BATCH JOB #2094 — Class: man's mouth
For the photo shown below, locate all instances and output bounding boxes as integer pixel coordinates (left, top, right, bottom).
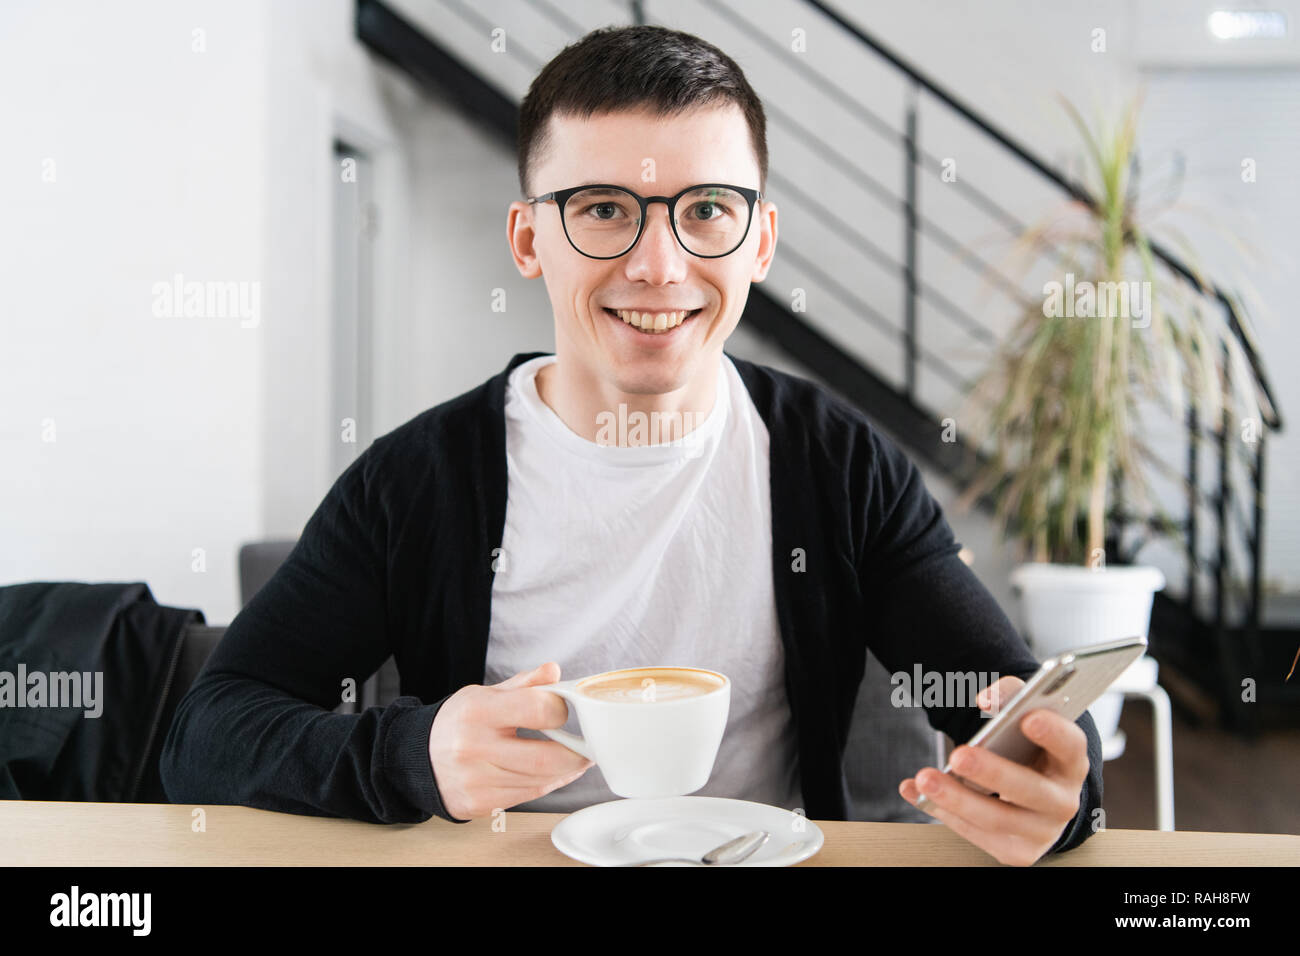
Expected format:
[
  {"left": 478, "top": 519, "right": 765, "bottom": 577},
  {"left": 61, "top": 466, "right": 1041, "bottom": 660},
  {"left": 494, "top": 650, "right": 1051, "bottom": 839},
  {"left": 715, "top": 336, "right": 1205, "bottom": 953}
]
[{"left": 602, "top": 307, "right": 703, "bottom": 335}]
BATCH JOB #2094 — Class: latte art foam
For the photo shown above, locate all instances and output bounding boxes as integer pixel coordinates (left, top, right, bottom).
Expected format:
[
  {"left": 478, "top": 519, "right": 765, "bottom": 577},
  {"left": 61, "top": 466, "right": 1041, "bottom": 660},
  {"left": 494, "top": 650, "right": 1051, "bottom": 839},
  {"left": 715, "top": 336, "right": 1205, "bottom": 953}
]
[{"left": 577, "top": 668, "right": 724, "bottom": 703}]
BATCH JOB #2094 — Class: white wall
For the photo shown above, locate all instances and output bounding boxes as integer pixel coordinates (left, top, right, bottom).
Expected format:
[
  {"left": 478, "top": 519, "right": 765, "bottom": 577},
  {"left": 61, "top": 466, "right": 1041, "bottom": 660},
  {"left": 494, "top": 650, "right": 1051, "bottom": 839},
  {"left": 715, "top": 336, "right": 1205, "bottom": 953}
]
[
  {"left": 0, "top": 0, "right": 563, "bottom": 623},
  {"left": 258, "top": 0, "right": 417, "bottom": 538},
  {"left": 259, "top": 0, "right": 559, "bottom": 535},
  {"left": 0, "top": 0, "right": 455, "bottom": 623},
  {"left": 0, "top": 0, "right": 267, "bottom": 624},
  {"left": 393, "top": 74, "right": 555, "bottom": 420}
]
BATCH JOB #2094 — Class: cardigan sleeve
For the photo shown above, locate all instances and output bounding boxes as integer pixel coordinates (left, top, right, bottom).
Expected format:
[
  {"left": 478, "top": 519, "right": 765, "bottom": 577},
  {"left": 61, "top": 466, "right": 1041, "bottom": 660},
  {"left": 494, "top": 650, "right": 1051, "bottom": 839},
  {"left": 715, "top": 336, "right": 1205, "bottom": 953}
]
[
  {"left": 852, "top": 423, "right": 1103, "bottom": 856},
  {"left": 159, "top": 445, "right": 462, "bottom": 825}
]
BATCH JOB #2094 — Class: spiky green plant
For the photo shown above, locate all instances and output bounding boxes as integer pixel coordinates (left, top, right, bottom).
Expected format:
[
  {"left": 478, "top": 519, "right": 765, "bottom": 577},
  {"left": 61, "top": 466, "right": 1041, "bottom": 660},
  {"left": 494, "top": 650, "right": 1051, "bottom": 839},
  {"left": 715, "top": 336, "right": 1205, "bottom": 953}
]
[{"left": 957, "top": 95, "right": 1265, "bottom": 566}]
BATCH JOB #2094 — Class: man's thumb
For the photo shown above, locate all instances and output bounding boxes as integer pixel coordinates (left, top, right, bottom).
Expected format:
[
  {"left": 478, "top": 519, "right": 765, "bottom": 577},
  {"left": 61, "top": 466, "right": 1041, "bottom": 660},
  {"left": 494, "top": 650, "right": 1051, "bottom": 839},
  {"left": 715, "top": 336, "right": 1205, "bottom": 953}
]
[{"left": 495, "top": 662, "right": 561, "bottom": 689}]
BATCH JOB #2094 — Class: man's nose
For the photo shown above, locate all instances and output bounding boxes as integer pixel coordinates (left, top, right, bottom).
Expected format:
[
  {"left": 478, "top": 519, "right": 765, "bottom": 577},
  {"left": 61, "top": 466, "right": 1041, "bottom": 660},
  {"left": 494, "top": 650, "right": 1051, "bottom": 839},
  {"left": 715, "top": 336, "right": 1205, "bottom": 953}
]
[{"left": 624, "top": 202, "right": 689, "bottom": 282}]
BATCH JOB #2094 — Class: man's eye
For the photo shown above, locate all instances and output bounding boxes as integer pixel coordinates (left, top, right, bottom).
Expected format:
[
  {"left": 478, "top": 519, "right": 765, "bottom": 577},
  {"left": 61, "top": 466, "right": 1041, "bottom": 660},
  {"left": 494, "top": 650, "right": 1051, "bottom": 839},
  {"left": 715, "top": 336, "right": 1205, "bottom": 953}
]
[
  {"left": 584, "top": 203, "right": 625, "bottom": 220},
  {"left": 689, "top": 202, "right": 731, "bottom": 221}
]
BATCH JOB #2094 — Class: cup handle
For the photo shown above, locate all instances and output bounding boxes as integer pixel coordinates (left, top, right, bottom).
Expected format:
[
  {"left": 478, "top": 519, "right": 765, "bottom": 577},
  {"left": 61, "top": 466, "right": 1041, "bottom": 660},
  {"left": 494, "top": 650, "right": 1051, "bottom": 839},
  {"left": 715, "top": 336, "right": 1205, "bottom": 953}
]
[{"left": 535, "top": 681, "right": 596, "bottom": 762}]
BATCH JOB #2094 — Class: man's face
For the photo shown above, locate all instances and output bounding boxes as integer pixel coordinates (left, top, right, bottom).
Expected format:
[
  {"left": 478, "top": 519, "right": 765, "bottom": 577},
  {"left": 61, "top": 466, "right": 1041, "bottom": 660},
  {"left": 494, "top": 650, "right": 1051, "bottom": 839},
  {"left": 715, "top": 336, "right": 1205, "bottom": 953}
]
[{"left": 509, "top": 103, "right": 777, "bottom": 397}]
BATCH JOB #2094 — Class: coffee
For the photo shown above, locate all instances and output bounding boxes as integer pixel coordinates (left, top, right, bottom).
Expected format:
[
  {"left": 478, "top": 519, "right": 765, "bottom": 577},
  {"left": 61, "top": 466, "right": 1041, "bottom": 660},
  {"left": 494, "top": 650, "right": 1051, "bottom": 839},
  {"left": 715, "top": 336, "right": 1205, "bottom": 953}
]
[{"left": 578, "top": 667, "right": 724, "bottom": 703}]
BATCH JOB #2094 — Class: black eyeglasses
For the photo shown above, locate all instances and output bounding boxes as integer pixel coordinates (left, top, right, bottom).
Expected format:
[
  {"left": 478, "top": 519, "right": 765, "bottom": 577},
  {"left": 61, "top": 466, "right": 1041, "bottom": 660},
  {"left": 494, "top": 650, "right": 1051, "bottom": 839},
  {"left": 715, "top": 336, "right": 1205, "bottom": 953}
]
[{"left": 527, "top": 183, "right": 763, "bottom": 259}]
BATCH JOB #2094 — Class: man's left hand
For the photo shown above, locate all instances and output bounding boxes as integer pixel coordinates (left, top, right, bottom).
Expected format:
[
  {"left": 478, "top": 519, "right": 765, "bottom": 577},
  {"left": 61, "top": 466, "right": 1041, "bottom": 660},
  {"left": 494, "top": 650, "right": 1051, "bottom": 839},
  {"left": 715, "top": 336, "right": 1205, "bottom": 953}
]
[{"left": 898, "top": 675, "right": 1090, "bottom": 866}]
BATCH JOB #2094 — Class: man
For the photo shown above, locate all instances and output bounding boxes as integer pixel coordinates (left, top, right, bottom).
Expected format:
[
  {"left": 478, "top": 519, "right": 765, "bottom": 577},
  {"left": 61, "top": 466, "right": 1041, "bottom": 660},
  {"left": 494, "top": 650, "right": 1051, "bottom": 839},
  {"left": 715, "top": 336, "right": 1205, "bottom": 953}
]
[{"left": 162, "top": 25, "right": 1101, "bottom": 866}]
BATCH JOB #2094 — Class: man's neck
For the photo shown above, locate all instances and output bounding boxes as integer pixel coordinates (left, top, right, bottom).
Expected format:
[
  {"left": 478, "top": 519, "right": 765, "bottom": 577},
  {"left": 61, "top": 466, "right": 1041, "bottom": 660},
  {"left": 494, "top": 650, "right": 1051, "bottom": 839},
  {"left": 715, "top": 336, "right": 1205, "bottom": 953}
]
[{"left": 535, "top": 355, "right": 720, "bottom": 447}]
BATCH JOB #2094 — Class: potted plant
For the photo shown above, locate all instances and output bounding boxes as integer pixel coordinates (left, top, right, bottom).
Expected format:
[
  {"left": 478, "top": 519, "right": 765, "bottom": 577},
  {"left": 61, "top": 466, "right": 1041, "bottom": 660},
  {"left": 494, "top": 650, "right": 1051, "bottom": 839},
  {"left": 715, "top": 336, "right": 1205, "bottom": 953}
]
[{"left": 956, "top": 96, "right": 1264, "bottom": 741}]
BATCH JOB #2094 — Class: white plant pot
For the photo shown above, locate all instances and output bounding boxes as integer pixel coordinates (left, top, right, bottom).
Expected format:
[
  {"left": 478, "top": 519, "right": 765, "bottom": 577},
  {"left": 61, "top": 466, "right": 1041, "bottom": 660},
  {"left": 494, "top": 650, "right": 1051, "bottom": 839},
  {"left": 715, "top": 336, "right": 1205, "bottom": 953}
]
[{"left": 1009, "top": 563, "right": 1165, "bottom": 744}]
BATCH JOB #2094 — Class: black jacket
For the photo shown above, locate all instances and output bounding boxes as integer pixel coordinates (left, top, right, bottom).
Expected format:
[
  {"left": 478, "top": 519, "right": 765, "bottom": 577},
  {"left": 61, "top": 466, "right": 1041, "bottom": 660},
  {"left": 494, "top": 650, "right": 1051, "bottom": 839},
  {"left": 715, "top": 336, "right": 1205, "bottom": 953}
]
[
  {"left": 0, "top": 581, "right": 202, "bottom": 802},
  {"left": 161, "top": 351, "right": 1103, "bottom": 853}
]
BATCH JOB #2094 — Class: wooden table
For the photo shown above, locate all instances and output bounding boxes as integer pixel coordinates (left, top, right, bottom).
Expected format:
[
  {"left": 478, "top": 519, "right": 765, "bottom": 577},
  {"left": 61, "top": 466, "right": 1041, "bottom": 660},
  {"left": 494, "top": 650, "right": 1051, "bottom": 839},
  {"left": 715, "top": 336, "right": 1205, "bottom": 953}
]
[{"left": 4, "top": 801, "right": 1297, "bottom": 865}]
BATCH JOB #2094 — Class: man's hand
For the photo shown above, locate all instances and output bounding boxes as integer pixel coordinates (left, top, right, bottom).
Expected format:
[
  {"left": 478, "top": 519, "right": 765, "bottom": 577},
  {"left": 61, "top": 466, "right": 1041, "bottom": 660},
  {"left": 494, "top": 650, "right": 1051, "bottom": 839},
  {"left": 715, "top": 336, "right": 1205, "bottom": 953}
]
[
  {"left": 898, "top": 675, "right": 1090, "bottom": 866},
  {"left": 428, "top": 662, "right": 594, "bottom": 820}
]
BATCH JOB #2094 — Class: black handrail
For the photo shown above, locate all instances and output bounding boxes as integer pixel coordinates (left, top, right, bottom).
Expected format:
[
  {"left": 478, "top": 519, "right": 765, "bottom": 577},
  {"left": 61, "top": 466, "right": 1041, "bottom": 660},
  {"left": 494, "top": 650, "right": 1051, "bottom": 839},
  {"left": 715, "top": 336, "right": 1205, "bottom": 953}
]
[
  {"left": 800, "top": 0, "right": 1281, "bottom": 429},
  {"left": 758, "top": 99, "right": 1017, "bottom": 342},
  {"left": 769, "top": 0, "right": 1280, "bottom": 729}
]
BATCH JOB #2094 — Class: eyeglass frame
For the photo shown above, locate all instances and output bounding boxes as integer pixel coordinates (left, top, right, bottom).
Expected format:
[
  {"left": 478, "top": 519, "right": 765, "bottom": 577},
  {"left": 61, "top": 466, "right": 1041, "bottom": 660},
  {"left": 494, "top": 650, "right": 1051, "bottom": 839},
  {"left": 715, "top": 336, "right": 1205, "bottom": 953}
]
[{"left": 526, "top": 182, "right": 764, "bottom": 260}]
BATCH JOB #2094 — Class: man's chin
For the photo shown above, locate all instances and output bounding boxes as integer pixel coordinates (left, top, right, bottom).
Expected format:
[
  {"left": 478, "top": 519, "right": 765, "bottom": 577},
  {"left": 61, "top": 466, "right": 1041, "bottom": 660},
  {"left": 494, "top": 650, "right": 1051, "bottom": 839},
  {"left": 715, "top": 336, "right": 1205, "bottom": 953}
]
[
  {"left": 606, "top": 364, "right": 690, "bottom": 397},
  {"left": 592, "top": 342, "right": 684, "bottom": 385}
]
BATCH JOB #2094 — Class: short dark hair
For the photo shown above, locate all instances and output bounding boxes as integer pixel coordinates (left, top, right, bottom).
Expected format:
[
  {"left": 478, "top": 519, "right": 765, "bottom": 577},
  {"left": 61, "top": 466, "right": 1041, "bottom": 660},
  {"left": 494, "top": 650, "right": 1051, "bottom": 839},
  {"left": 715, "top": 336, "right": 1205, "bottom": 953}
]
[{"left": 516, "top": 25, "right": 767, "bottom": 198}]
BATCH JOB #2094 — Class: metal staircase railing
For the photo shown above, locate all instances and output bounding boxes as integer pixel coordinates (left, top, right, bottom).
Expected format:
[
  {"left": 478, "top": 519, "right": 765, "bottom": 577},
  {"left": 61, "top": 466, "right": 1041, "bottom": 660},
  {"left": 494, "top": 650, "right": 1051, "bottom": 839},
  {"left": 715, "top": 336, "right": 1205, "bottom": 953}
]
[{"left": 355, "top": 0, "right": 1287, "bottom": 731}]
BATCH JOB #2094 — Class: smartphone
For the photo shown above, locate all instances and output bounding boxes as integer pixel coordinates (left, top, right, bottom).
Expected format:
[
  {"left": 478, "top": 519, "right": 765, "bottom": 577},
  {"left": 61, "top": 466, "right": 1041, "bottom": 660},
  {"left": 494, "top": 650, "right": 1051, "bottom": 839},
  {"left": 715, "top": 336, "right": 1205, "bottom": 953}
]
[{"left": 914, "top": 635, "right": 1146, "bottom": 810}]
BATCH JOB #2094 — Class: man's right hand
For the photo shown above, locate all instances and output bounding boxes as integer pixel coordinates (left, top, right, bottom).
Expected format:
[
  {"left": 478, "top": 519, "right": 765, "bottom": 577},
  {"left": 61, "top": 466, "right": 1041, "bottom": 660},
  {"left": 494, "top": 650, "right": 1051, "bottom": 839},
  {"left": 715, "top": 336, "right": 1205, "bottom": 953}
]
[{"left": 427, "top": 662, "right": 594, "bottom": 821}]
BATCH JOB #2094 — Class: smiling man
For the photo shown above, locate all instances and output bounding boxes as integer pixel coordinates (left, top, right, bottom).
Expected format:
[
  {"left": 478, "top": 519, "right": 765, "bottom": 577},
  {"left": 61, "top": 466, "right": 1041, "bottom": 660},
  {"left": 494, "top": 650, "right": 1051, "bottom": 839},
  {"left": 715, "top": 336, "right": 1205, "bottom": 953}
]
[
  {"left": 515, "top": 101, "right": 769, "bottom": 437},
  {"left": 161, "top": 25, "right": 1103, "bottom": 866}
]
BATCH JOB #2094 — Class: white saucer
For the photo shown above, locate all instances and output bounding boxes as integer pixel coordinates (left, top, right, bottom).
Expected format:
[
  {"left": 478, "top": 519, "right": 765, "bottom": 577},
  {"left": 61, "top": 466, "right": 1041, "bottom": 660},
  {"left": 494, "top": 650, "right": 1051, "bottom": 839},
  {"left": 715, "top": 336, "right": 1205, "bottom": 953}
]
[{"left": 551, "top": 796, "right": 824, "bottom": 867}]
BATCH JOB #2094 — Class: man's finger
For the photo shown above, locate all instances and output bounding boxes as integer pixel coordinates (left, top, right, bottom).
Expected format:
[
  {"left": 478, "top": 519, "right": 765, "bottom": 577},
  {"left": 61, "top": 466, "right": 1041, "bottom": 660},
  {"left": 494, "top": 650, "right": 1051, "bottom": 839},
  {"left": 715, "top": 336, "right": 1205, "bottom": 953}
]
[
  {"left": 901, "top": 775, "right": 1044, "bottom": 867},
  {"left": 901, "top": 775, "right": 995, "bottom": 850},
  {"left": 947, "top": 743, "right": 1058, "bottom": 811},
  {"left": 978, "top": 675, "right": 1024, "bottom": 713},
  {"left": 493, "top": 662, "right": 561, "bottom": 690},
  {"left": 915, "top": 767, "right": 1053, "bottom": 842},
  {"left": 458, "top": 776, "right": 588, "bottom": 818},
  {"left": 1020, "top": 708, "right": 1090, "bottom": 782},
  {"left": 484, "top": 736, "right": 593, "bottom": 780},
  {"left": 473, "top": 663, "right": 570, "bottom": 729},
  {"left": 468, "top": 759, "right": 591, "bottom": 792},
  {"left": 477, "top": 686, "right": 572, "bottom": 731}
]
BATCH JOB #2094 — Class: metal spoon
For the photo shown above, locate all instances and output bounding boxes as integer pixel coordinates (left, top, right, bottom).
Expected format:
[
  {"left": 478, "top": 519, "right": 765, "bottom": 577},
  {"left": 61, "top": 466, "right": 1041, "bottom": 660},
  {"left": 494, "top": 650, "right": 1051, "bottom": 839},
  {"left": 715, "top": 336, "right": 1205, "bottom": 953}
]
[{"left": 616, "top": 830, "right": 770, "bottom": 867}]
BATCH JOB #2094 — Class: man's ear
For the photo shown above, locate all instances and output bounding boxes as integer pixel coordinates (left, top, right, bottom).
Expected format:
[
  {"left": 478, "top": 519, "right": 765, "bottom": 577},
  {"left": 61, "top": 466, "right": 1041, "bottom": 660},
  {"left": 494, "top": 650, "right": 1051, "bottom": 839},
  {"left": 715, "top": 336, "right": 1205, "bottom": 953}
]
[
  {"left": 750, "top": 199, "right": 777, "bottom": 283},
  {"left": 508, "top": 201, "right": 543, "bottom": 278}
]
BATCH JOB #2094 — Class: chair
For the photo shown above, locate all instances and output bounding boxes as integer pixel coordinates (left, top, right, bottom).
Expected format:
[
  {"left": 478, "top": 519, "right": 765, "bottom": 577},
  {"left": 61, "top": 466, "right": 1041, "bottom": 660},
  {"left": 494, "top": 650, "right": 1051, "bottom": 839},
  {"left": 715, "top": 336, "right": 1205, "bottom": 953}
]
[
  {"left": 237, "top": 539, "right": 298, "bottom": 607},
  {"left": 842, "top": 652, "right": 947, "bottom": 824},
  {"left": 238, "top": 539, "right": 399, "bottom": 709},
  {"left": 136, "top": 623, "right": 227, "bottom": 801},
  {"left": 1098, "top": 655, "right": 1175, "bottom": 830}
]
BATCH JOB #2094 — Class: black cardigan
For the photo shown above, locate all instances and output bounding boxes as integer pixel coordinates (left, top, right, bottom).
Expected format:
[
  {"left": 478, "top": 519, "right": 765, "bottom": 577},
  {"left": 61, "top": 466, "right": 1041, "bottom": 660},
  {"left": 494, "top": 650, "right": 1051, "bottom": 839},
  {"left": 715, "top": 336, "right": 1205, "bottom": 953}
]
[{"left": 160, "top": 351, "right": 1102, "bottom": 854}]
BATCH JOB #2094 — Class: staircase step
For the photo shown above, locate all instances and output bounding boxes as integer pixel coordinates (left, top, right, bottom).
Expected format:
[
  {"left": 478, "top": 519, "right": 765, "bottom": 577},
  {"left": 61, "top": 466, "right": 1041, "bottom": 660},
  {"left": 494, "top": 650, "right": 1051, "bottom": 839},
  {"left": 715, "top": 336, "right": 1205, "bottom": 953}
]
[{"left": 1262, "top": 592, "right": 1300, "bottom": 629}]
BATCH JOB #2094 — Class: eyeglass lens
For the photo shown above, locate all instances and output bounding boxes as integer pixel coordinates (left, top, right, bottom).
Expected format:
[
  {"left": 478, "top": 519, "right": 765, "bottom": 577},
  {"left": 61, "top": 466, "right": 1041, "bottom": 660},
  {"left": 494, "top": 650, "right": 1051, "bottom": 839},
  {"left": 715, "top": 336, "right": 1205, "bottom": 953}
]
[{"left": 562, "top": 186, "right": 751, "bottom": 257}]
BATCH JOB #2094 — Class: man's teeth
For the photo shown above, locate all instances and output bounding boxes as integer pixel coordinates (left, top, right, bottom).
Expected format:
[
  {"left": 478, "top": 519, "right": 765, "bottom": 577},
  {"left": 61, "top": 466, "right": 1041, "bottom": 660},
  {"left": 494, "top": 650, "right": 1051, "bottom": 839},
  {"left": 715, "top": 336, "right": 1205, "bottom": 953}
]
[{"left": 614, "top": 308, "right": 694, "bottom": 332}]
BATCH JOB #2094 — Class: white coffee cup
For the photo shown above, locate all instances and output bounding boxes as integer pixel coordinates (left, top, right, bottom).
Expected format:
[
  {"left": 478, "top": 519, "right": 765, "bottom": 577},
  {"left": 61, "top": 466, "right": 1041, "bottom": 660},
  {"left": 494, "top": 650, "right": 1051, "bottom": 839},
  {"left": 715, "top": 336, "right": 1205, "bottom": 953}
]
[{"left": 536, "top": 666, "right": 730, "bottom": 799}]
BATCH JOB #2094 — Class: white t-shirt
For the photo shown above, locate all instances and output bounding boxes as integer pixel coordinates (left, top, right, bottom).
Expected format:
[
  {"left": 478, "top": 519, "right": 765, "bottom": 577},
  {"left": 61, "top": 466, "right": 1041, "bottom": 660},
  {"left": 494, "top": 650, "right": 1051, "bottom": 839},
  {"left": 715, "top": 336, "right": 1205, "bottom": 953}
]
[{"left": 484, "top": 353, "right": 801, "bottom": 812}]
